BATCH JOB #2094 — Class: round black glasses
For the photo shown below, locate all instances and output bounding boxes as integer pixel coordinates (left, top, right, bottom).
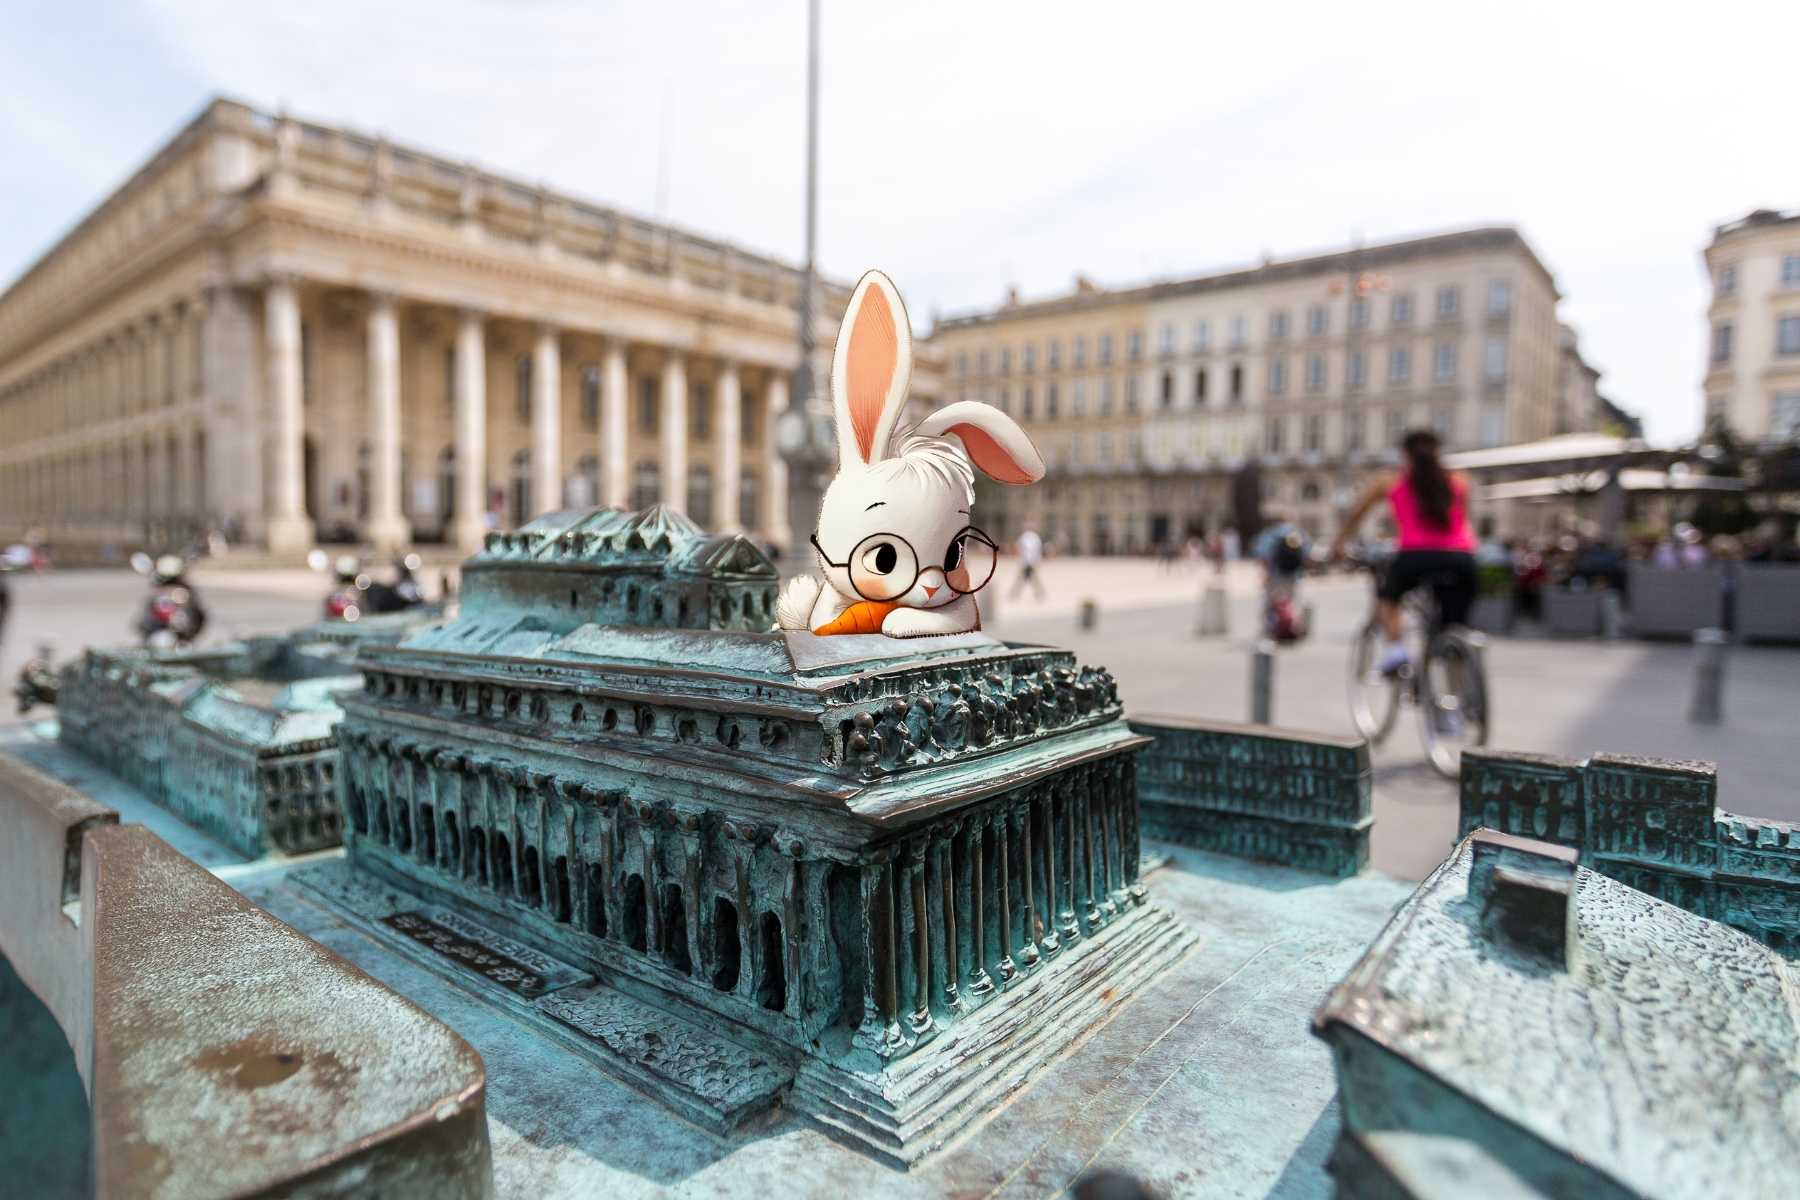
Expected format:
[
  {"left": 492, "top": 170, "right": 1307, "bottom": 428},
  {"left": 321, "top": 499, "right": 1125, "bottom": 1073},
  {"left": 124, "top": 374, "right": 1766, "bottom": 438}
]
[{"left": 809, "top": 527, "right": 1000, "bottom": 603}]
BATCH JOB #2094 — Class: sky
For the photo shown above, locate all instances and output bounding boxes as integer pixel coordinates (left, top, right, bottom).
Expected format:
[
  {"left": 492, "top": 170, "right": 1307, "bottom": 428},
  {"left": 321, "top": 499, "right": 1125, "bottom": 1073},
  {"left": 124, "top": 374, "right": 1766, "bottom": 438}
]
[{"left": 2, "top": 1, "right": 1795, "bottom": 446}]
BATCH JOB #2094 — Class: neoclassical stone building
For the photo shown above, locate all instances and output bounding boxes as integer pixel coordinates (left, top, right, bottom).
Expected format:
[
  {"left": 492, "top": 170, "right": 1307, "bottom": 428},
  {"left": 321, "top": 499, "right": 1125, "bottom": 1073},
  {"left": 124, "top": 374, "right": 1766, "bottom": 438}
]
[{"left": 0, "top": 98, "right": 862, "bottom": 556}]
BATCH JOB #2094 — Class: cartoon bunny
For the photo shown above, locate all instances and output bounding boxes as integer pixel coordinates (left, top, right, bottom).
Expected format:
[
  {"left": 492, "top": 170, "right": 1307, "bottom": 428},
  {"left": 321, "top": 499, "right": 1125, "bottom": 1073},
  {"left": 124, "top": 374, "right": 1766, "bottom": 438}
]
[{"left": 775, "top": 270, "right": 1045, "bottom": 638}]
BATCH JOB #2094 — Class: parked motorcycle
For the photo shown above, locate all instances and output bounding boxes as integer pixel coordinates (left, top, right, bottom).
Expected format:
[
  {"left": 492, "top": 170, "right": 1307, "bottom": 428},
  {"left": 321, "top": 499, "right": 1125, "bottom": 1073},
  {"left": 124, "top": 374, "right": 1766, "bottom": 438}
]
[
  {"left": 15, "top": 639, "right": 58, "bottom": 713},
  {"left": 132, "top": 551, "right": 208, "bottom": 649},
  {"left": 310, "top": 551, "right": 427, "bottom": 622}
]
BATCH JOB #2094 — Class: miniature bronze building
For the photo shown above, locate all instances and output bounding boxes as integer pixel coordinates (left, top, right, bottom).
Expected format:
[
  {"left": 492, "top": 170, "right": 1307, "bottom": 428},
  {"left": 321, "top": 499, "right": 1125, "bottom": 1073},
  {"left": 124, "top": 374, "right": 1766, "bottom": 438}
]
[{"left": 334, "top": 505, "right": 1194, "bottom": 1163}]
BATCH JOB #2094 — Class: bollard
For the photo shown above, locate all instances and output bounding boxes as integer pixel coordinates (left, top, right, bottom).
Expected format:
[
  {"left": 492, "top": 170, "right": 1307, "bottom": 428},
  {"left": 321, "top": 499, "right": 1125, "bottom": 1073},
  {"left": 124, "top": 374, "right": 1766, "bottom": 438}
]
[
  {"left": 1689, "top": 627, "right": 1727, "bottom": 724},
  {"left": 1600, "top": 589, "right": 1623, "bottom": 641},
  {"left": 1079, "top": 598, "right": 1097, "bottom": 631},
  {"left": 1197, "top": 584, "right": 1228, "bottom": 636},
  {"left": 1250, "top": 638, "right": 1275, "bottom": 724}
]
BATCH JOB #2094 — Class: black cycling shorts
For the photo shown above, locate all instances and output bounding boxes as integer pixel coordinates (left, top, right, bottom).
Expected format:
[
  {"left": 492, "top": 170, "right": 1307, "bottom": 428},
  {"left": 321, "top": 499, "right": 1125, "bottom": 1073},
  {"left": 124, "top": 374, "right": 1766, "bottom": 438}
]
[{"left": 1378, "top": 550, "right": 1478, "bottom": 626}]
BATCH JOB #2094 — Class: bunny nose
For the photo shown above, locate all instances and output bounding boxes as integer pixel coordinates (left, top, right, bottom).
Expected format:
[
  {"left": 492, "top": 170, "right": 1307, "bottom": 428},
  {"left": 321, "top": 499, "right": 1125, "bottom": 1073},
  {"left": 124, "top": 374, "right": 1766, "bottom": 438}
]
[{"left": 922, "top": 584, "right": 940, "bottom": 598}]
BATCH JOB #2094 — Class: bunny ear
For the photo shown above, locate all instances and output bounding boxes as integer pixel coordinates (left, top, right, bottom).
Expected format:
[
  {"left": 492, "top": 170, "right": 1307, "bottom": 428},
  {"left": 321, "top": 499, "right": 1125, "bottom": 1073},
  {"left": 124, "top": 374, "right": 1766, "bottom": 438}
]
[
  {"left": 918, "top": 401, "right": 1046, "bottom": 485},
  {"left": 831, "top": 270, "right": 913, "bottom": 467}
]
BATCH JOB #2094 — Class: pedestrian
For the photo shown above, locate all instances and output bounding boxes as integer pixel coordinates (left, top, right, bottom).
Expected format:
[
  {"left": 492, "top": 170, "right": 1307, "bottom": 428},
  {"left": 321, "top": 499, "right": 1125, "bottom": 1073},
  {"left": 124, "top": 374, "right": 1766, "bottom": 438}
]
[{"left": 1010, "top": 513, "right": 1048, "bottom": 601}]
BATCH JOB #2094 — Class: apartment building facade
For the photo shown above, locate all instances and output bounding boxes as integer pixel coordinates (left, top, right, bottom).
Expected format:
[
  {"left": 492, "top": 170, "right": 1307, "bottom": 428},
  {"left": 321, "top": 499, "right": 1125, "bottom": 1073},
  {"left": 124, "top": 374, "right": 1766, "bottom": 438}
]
[
  {"left": 932, "top": 228, "right": 1577, "bottom": 549},
  {"left": 1703, "top": 209, "right": 1800, "bottom": 446}
]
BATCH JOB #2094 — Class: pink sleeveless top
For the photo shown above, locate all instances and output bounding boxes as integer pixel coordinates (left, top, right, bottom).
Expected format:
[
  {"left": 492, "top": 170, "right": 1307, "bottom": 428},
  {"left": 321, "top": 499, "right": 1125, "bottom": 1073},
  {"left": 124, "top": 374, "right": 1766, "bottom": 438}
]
[{"left": 1389, "top": 471, "right": 1477, "bottom": 552}]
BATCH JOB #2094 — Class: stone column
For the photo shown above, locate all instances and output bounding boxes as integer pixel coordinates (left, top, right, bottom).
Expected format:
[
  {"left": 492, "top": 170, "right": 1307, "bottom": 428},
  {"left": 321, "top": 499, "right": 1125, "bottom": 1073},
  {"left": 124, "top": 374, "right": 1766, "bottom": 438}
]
[
  {"left": 661, "top": 351, "right": 687, "bottom": 515},
  {"left": 264, "top": 276, "right": 315, "bottom": 554},
  {"left": 532, "top": 323, "right": 562, "bottom": 517},
  {"left": 601, "top": 338, "right": 629, "bottom": 509},
  {"left": 365, "top": 293, "right": 410, "bottom": 551},
  {"left": 764, "top": 374, "right": 792, "bottom": 551},
  {"left": 715, "top": 360, "right": 742, "bottom": 533},
  {"left": 452, "top": 309, "right": 489, "bottom": 553}
]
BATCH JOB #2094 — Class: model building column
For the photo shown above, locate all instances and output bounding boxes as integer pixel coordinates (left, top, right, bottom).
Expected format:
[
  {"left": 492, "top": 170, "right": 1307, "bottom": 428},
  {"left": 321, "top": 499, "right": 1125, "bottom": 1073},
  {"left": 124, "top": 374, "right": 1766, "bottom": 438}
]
[
  {"left": 764, "top": 372, "right": 792, "bottom": 550},
  {"left": 661, "top": 350, "right": 688, "bottom": 515},
  {"left": 715, "top": 359, "right": 742, "bottom": 533},
  {"left": 452, "top": 308, "right": 489, "bottom": 553},
  {"left": 264, "top": 275, "right": 315, "bottom": 554},
  {"left": 532, "top": 322, "right": 562, "bottom": 517},
  {"left": 365, "top": 292, "right": 410, "bottom": 551},
  {"left": 601, "top": 336, "right": 629, "bottom": 509}
]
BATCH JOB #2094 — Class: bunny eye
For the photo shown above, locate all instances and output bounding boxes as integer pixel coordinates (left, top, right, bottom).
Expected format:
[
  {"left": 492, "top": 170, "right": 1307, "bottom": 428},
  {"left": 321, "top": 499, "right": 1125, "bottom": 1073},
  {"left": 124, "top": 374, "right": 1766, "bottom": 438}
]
[
  {"left": 944, "top": 538, "right": 964, "bottom": 572},
  {"left": 861, "top": 542, "right": 900, "bottom": 575}
]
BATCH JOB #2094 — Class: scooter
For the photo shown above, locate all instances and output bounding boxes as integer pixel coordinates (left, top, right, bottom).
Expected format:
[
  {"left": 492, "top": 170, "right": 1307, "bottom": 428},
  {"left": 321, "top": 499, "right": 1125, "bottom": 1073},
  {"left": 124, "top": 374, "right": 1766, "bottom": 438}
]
[
  {"left": 310, "top": 551, "right": 427, "bottom": 622},
  {"left": 132, "top": 551, "right": 208, "bottom": 649}
]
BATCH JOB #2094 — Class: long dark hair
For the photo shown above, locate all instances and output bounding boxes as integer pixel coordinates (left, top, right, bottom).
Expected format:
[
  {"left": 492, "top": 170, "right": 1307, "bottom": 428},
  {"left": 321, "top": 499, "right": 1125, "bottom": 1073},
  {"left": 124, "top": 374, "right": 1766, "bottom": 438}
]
[{"left": 1402, "top": 429, "right": 1453, "bottom": 530}]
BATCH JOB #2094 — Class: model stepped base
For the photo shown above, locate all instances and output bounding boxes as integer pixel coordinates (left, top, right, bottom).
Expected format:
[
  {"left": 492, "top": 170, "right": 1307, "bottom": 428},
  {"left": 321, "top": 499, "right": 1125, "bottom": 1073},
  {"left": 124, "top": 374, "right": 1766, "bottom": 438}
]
[
  {"left": 293, "top": 857, "right": 1195, "bottom": 1163},
  {"left": 792, "top": 902, "right": 1198, "bottom": 1166}
]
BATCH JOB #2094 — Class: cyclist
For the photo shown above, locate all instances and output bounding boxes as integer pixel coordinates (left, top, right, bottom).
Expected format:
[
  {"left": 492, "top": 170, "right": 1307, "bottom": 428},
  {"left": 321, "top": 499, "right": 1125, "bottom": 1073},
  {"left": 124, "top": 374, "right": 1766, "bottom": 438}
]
[{"left": 1328, "top": 429, "right": 1477, "bottom": 676}]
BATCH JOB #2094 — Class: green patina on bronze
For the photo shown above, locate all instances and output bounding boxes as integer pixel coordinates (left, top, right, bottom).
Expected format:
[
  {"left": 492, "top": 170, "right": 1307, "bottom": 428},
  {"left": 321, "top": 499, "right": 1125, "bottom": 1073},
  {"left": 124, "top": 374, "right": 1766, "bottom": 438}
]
[
  {"left": 333, "top": 503, "right": 1197, "bottom": 1166},
  {"left": 1459, "top": 747, "right": 1800, "bottom": 955},
  {"left": 1130, "top": 715, "right": 1373, "bottom": 877}
]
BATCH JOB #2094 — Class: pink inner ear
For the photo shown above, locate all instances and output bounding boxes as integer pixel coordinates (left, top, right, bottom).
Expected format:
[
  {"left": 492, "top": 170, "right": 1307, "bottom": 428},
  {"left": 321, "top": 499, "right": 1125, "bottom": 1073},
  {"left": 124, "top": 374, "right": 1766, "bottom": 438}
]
[
  {"left": 948, "top": 423, "right": 1035, "bottom": 484},
  {"left": 846, "top": 284, "right": 898, "bottom": 463}
]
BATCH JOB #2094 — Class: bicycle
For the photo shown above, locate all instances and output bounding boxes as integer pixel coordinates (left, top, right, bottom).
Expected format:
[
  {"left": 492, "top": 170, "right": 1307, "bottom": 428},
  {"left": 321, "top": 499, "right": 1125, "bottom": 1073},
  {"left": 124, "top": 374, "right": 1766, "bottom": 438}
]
[{"left": 1344, "top": 551, "right": 1489, "bottom": 779}]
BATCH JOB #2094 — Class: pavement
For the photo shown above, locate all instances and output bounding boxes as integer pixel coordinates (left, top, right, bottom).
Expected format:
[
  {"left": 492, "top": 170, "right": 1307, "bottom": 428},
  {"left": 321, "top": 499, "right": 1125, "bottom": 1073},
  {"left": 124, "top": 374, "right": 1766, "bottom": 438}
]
[{"left": 4, "top": 557, "right": 1795, "bottom": 883}]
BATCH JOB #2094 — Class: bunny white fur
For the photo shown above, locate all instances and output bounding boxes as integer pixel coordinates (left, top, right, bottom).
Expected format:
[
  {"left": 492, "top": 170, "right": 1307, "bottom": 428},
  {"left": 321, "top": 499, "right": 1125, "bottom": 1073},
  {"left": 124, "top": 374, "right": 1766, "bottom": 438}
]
[{"left": 777, "top": 270, "right": 1045, "bottom": 638}]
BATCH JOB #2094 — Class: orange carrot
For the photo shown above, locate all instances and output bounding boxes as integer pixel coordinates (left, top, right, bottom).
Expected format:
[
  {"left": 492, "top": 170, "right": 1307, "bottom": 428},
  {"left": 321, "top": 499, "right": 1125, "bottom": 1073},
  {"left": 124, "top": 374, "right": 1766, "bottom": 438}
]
[{"left": 812, "top": 599, "right": 900, "bottom": 636}]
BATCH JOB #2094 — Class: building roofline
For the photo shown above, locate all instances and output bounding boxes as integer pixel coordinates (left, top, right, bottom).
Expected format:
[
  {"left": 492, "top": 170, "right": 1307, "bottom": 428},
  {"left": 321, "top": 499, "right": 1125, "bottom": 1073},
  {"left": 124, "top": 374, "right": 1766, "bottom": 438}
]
[
  {"left": 1711, "top": 208, "right": 1800, "bottom": 243},
  {"left": 936, "top": 225, "right": 1558, "bottom": 332}
]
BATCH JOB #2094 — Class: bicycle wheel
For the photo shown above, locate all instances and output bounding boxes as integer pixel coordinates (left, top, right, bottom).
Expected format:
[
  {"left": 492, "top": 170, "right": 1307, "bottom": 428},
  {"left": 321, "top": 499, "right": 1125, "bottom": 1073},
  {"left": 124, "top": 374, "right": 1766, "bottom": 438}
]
[
  {"left": 1348, "top": 619, "right": 1402, "bottom": 744},
  {"left": 1419, "top": 629, "right": 1489, "bottom": 779}
]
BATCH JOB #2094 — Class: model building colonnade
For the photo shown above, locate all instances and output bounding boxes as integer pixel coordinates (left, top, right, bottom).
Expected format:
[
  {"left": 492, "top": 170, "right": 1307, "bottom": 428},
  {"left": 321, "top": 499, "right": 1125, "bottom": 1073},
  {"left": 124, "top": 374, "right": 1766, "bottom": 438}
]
[{"left": 265, "top": 276, "right": 794, "bottom": 555}]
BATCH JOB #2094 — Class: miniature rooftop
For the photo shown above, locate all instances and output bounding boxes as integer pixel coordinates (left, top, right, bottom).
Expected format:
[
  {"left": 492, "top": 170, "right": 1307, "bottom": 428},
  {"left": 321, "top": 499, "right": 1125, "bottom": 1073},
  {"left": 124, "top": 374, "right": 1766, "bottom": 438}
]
[{"left": 1319, "top": 833, "right": 1800, "bottom": 1199}]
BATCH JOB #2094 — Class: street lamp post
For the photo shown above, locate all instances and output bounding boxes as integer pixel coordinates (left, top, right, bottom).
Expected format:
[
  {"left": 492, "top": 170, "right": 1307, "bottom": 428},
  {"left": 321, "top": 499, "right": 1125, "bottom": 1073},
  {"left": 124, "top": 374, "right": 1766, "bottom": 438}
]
[{"left": 775, "top": 0, "right": 834, "bottom": 556}]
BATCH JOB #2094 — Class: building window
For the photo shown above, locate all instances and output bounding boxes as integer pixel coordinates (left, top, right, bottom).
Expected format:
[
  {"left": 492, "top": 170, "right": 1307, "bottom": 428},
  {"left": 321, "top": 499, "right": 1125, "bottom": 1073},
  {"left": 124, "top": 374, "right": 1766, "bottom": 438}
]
[
  {"left": 1433, "top": 342, "right": 1457, "bottom": 381},
  {"left": 687, "top": 464, "right": 712, "bottom": 526},
  {"left": 1126, "top": 430, "right": 1141, "bottom": 460},
  {"left": 510, "top": 449, "right": 532, "bottom": 525},
  {"left": 1193, "top": 321, "right": 1211, "bottom": 352},
  {"left": 1349, "top": 351, "right": 1366, "bottom": 390},
  {"left": 1487, "top": 282, "right": 1512, "bottom": 316},
  {"left": 1345, "top": 412, "right": 1364, "bottom": 450},
  {"left": 1022, "top": 386, "right": 1035, "bottom": 420},
  {"left": 1099, "top": 334, "right": 1114, "bottom": 366},
  {"left": 1304, "top": 415, "right": 1323, "bottom": 452},
  {"left": 1385, "top": 410, "right": 1407, "bottom": 447},
  {"left": 1265, "top": 417, "right": 1284, "bottom": 454},
  {"left": 1388, "top": 346, "right": 1411, "bottom": 385},
  {"left": 690, "top": 382, "right": 712, "bottom": 438},
  {"left": 515, "top": 354, "right": 532, "bottom": 423},
  {"left": 978, "top": 349, "right": 990, "bottom": 375},
  {"left": 1071, "top": 378, "right": 1087, "bottom": 416},
  {"left": 739, "top": 468, "right": 759, "bottom": 528},
  {"left": 1778, "top": 315, "right": 1800, "bottom": 356},
  {"left": 1307, "top": 305, "right": 1327, "bottom": 336},
  {"left": 1772, "top": 392, "right": 1800, "bottom": 441},
  {"left": 1268, "top": 359, "right": 1288, "bottom": 394},
  {"left": 1228, "top": 316, "right": 1246, "bottom": 349},
  {"left": 1391, "top": 294, "right": 1413, "bottom": 324},
  {"left": 632, "top": 459, "right": 660, "bottom": 510},
  {"left": 638, "top": 375, "right": 659, "bottom": 432},
  {"left": 1433, "top": 407, "right": 1453, "bottom": 440},
  {"left": 1479, "top": 404, "right": 1505, "bottom": 448},
  {"left": 1047, "top": 341, "right": 1062, "bottom": 371},
  {"left": 569, "top": 455, "right": 598, "bottom": 507},
  {"left": 1306, "top": 356, "right": 1324, "bottom": 392},
  {"left": 1126, "top": 376, "right": 1140, "bottom": 413},
  {"left": 1719, "top": 263, "right": 1739, "bottom": 296},
  {"left": 1070, "top": 433, "right": 1086, "bottom": 464},
  {"left": 1159, "top": 325, "right": 1175, "bottom": 356},
  {"left": 1046, "top": 384, "right": 1060, "bottom": 418},
  {"left": 996, "top": 386, "right": 1010, "bottom": 414},
  {"left": 956, "top": 353, "right": 968, "bottom": 377},
  {"left": 1127, "top": 330, "right": 1142, "bottom": 362},
  {"left": 579, "top": 364, "right": 600, "bottom": 427},
  {"left": 1351, "top": 297, "right": 1369, "bottom": 329},
  {"left": 1193, "top": 369, "right": 1207, "bottom": 405},
  {"left": 1485, "top": 338, "right": 1509, "bottom": 381},
  {"left": 1073, "top": 337, "right": 1087, "bottom": 368},
  {"left": 1159, "top": 372, "right": 1174, "bottom": 409},
  {"left": 1781, "top": 256, "right": 1800, "bottom": 288},
  {"left": 1000, "top": 348, "right": 1012, "bottom": 375},
  {"left": 1098, "top": 432, "right": 1113, "bottom": 462},
  {"left": 1269, "top": 311, "right": 1289, "bottom": 340},
  {"left": 1436, "top": 286, "right": 1461, "bottom": 319},
  {"left": 1022, "top": 344, "right": 1037, "bottom": 372},
  {"left": 1229, "top": 364, "right": 1243, "bottom": 403}
]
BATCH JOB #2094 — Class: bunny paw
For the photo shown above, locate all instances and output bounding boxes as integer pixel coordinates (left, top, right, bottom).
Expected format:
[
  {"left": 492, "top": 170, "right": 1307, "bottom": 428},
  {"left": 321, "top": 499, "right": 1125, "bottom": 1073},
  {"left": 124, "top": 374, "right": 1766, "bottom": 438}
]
[{"left": 775, "top": 575, "right": 823, "bottom": 630}]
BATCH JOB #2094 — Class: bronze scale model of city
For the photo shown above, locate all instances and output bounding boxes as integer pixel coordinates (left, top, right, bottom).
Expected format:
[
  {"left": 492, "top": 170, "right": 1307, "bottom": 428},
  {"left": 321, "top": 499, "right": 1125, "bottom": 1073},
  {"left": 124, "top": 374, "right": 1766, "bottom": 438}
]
[{"left": 321, "top": 271, "right": 1196, "bottom": 1163}]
